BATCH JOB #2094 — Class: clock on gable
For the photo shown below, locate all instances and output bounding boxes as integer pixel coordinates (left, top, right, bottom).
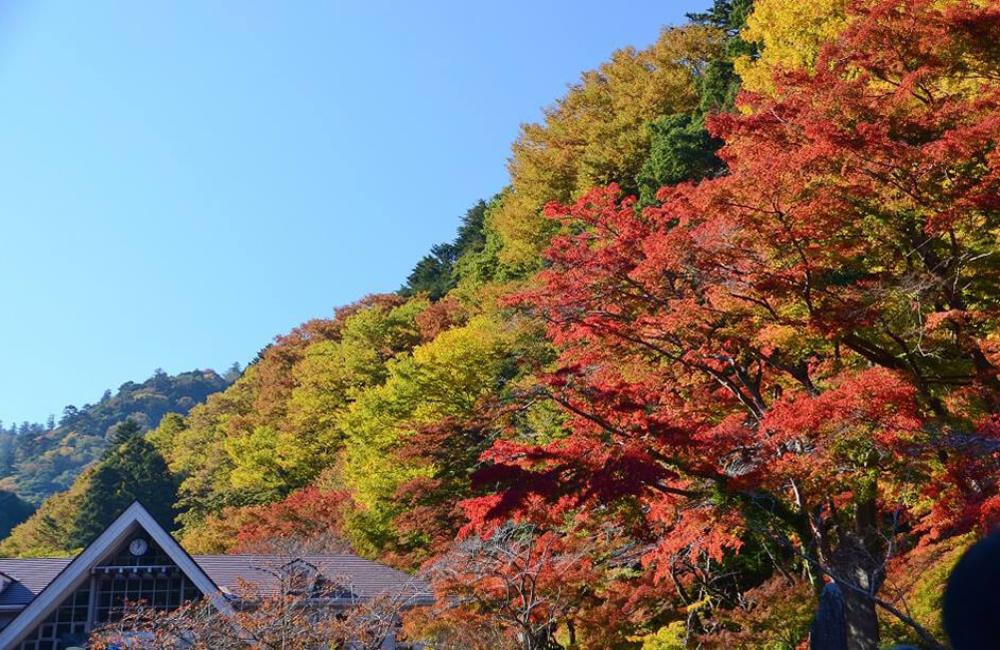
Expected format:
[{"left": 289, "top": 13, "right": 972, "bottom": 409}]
[{"left": 129, "top": 537, "right": 149, "bottom": 557}]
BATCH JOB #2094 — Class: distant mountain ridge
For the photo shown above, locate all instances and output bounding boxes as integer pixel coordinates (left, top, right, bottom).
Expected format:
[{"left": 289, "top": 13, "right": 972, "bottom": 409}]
[{"left": 0, "top": 368, "right": 235, "bottom": 505}]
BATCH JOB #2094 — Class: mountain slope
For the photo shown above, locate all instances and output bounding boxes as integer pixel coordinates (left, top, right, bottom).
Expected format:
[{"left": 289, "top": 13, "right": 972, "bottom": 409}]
[{"left": 0, "top": 368, "right": 233, "bottom": 504}]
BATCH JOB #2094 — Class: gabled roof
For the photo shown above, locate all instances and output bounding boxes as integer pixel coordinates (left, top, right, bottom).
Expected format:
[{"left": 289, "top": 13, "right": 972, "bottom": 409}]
[
  {"left": 0, "top": 554, "right": 433, "bottom": 609},
  {"left": 193, "top": 554, "right": 432, "bottom": 603},
  {"left": 0, "top": 501, "right": 231, "bottom": 648},
  {"left": 0, "top": 560, "right": 70, "bottom": 609},
  {"left": 0, "top": 555, "right": 432, "bottom": 607}
]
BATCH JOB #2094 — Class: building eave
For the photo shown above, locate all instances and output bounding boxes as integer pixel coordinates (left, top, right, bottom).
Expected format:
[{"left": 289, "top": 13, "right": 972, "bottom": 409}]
[{"left": 0, "top": 501, "right": 231, "bottom": 649}]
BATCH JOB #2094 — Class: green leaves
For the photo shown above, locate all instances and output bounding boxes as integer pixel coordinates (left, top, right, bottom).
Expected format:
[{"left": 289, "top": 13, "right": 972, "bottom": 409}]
[
  {"left": 71, "top": 436, "right": 178, "bottom": 548},
  {"left": 341, "top": 316, "right": 514, "bottom": 553},
  {"left": 637, "top": 114, "right": 723, "bottom": 205},
  {"left": 401, "top": 200, "right": 492, "bottom": 300}
]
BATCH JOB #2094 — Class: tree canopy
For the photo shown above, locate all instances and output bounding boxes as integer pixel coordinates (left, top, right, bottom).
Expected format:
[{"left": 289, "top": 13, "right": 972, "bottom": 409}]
[{"left": 5, "top": 2, "right": 1000, "bottom": 648}]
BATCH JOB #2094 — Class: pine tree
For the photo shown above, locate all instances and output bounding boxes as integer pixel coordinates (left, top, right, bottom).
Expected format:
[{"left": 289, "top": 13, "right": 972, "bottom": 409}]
[
  {"left": 109, "top": 418, "right": 142, "bottom": 446},
  {"left": 71, "top": 436, "right": 177, "bottom": 547},
  {"left": 0, "top": 433, "right": 13, "bottom": 476}
]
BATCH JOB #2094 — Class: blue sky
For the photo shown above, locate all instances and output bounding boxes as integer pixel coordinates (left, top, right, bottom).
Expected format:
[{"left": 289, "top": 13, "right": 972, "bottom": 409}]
[{"left": 0, "top": 1, "right": 704, "bottom": 424}]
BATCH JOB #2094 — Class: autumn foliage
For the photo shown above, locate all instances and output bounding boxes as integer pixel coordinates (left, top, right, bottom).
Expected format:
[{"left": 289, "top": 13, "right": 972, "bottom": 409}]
[
  {"left": 6, "top": 1, "right": 1000, "bottom": 648},
  {"left": 461, "top": 1, "right": 1000, "bottom": 646}
]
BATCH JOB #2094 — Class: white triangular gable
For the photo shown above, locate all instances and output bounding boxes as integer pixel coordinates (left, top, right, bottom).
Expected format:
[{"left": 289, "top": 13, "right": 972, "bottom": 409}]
[{"left": 0, "top": 501, "right": 232, "bottom": 649}]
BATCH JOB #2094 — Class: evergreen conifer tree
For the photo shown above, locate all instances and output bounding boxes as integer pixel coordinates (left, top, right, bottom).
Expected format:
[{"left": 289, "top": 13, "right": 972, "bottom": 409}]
[{"left": 71, "top": 435, "right": 177, "bottom": 547}]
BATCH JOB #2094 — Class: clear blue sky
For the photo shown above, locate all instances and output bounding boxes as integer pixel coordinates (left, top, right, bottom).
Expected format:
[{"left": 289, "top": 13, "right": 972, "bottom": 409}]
[{"left": 0, "top": 1, "right": 704, "bottom": 424}]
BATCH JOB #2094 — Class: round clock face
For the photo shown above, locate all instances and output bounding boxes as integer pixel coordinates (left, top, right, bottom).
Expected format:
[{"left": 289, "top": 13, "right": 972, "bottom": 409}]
[{"left": 129, "top": 538, "right": 149, "bottom": 557}]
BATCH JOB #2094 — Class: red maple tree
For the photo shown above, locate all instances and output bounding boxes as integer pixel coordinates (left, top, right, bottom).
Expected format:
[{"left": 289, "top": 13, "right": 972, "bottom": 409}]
[{"left": 463, "top": 1, "right": 1000, "bottom": 646}]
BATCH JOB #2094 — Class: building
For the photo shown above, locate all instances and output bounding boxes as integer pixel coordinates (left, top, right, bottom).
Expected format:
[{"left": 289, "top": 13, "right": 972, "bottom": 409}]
[{"left": 0, "top": 502, "right": 431, "bottom": 650}]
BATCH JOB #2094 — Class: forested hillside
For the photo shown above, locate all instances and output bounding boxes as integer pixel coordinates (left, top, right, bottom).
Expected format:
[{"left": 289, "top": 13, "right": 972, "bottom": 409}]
[
  {"left": 7, "top": 0, "right": 1000, "bottom": 647},
  {"left": 0, "top": 368, "right": 233, "bottom": 504}
]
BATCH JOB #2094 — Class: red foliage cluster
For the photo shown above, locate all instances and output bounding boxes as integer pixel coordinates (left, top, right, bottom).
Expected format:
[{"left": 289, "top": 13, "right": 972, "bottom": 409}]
[
  {"left": 415, "top": 296, "right": 469, "bottom": 342},
  {"left": 233, "top": 487, "right": 353, "bottom": 554},
  {"left": 454, "top": 1, "right": 1000, "bottom": 645}
]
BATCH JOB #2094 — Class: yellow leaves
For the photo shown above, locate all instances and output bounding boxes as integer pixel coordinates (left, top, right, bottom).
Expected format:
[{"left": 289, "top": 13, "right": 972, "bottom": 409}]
[
  {"left": 166, "top": 368, "right": 256, "bottom": 478},
  {"left": 407, "top": 317, "right": 511, "bottom": 418},
  {"left": 177, "top": 298, "right": 432, "bottom": 503},
  {"left": 686, "top": 595, "right": 713, "bottom": 614},
  {"left": 344, "top": 317, "right": 506, "bottom": 461},
  {"left": 752, "top": 323, "right": 825, "bottom": 364},
  {"left": 287, "top": 341, "right": 353, "bottom": 430},
  {"left": 0, "top": 468, "right": 94, "bottom": 557},
  {"left": 340, "top": 297, "right": 426, "bottom": 374},
  {"left": 735, "top": 0, "right": 849, "bottom": 96},
  {"left": 630, "top": 621, "right": 688, "bottom": 650},
  {"left": 177, "top": 511, "right": 245, "bottom": 554},
  {"left": 225, "top": 426, "right": 286, "bottom": 491},
  {"left": 340, "top": 315, "right": 517, "bottom": 545},
  {"left": 735, "top": 0, "right": 988, "bottom": 98},
  {"left": 493, "top": 26, "right": 722, "bottom": 269}
]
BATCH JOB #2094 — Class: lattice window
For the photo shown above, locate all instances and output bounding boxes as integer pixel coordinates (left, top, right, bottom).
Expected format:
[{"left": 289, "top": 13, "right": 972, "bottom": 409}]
[
  {"left": 18, "top": 586, "right": 90, "bottom": 650},
  {"left": 93, "top": 571, "right": 198, "bottom": 624},
  {"left": 18, "top": 534, "right": 203, "bottom": 648}
]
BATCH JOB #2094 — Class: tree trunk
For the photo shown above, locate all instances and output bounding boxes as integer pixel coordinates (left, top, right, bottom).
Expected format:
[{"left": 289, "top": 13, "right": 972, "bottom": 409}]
[
  {"left": 810, "top": 582, "right": 847, "bottom": 650},
  {"left": 839, "top": 577, "right": 880, "bottom": 650},
  {"left": 810, "top": 532, "right": 883, "bottom": 650}
]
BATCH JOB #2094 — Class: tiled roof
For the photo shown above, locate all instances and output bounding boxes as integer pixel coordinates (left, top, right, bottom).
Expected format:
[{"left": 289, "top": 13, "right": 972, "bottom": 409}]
[
  {"left": 0, "top": 555, "right": 430, "bottom": 609},
  {"left": 194, "top": 555, "right": 431, "bottom": 603},
  {"left": 0, "top": 559, "right": 72, "bottom": 608}
]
